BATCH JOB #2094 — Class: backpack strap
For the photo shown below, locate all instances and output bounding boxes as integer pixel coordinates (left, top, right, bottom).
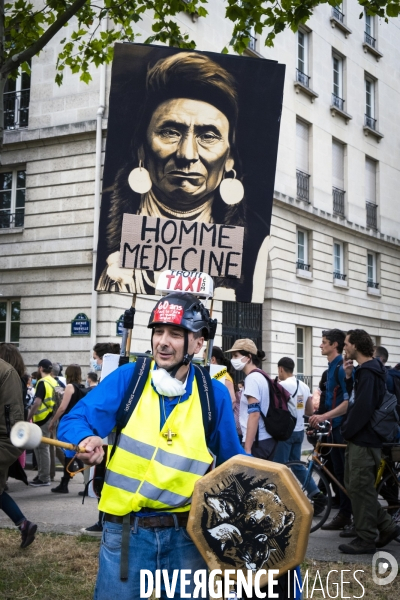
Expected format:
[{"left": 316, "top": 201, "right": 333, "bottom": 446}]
[
  {"left": 332, "top": 359, "right": 344, "bottom": 411},
  {"left": 291, "top": 379, "right": 300, "bottom": 399},
  {"left": 193, "top": 364, "right": 216, "bottom": 443},
  {"left": 109, "top": 357, "right": 152, "bottom": 462}
]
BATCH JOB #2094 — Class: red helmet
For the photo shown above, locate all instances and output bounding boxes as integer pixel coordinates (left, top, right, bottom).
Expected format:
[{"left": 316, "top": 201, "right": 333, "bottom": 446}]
[{"left": 148, "top": 292, "right": 211, "bottom": 340}]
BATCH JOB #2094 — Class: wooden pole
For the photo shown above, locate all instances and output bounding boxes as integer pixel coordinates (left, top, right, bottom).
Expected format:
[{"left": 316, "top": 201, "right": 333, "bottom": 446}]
[{"left": 125, "top": 293, "right": 137, "bottom": 358}]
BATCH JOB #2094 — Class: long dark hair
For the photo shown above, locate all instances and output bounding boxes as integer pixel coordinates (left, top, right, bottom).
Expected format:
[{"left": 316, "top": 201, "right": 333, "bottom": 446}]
[
  {"left": 0, "top": 343, "right": 25, "bottom": 378},
  {"left": 212, "top": 346, "right": 235, "bottom": 379},
  {"left": 65, "top": 364, "right": 82, "bottom": 385}
]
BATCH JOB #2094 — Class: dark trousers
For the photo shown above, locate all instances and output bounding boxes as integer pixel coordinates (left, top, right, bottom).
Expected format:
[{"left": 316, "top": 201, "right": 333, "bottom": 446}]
[
  {"left": 345, "top": 442, "right": 394, "bottom": 542},
  {"left": 329, "top": 427, "right": 352, "bottom": 517},
  {"left": 251, "top": 437, "right": 277, "bottom": 461},
  {"left": 0, "top": 491, "right": 25, "bottom": 526}
]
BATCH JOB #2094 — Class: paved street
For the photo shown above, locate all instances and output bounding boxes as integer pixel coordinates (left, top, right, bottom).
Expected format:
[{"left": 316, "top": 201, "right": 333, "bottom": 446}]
[{"left": 2, "top": 469, "right": 400, "bottom": 567}]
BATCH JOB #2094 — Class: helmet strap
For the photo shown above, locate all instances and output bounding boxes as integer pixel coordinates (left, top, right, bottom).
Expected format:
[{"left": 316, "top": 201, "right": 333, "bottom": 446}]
[{"left": 151, "top": 328, "right": 194, "bottom": 379}]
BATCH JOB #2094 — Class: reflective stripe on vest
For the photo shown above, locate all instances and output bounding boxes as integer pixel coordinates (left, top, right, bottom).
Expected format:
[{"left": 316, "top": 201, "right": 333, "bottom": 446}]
[
  {"left": 99, "top": 365, "right": 212, "bottom": 516},
  {"left": 33, "top": 375, "right": 58, "bottom": 424}
]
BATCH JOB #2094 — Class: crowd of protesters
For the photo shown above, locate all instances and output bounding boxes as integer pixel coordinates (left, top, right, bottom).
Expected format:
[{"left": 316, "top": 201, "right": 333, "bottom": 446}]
[{"left": 1, "top": 329, "right": 400, "bottom": 557}]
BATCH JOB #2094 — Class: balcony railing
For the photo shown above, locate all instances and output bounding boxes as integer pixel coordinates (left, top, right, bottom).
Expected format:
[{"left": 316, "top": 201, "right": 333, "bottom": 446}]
[
  {"left": 297, "top": 374, "right": 312, "bottom": 388},
  {"left": 296, "top": 260, "right": 311, "bottom": 271},
  {"left": 332, "top": 93, "right": 345, "bottom": 111},
  {"left": 296, "top": 169, "right": 310, "bottom": 202},
  {"left": 4, "top": 90, "right": 30, "bottom": 130},
  {"left": 366, "top": 201, "right": 377, "bottom": 229},
  {"left": 248, "top": 35, "right": 257, "bottom": 51},
  {"left": 333, "top": 272, "right": 347, "bottom": 280},
  {"left": 332, "top": 7, "right": 344, "bottom": 23},
  {"left": 333, "top": 187, "right": 345, "bottom": 216},
  {"left": 296, "top": 69, "right": 310, "bottom": 88},
  {"left": 0, "top": 211, "right": 25, "bottom": 228},
  {"left": 367, "top": 281, "right": 379, "bottom": 289},
  {"left": 365, "top": 114, "right": 376, "bottom": 130},
  {"left": 365, "top": 31, "right": 376, "bottom": 48}
]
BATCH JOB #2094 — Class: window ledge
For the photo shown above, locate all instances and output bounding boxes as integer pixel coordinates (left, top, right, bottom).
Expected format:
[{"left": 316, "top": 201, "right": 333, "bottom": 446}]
[
  {"left": 330, "top": 105, "right": 353, "bottom": 124},
  {"left": 330, "top": 17, "right": 352, "bottom": 37},
  {"left": 367, "top": 287, "right": 381, "bottom": 296},
  {"left": 0, "top": 227, "right": 24, "bottom": 235},
  {"left": 296, "top": 268, "right": 313, "bottom": 280},
  {"left": 363, "top": 125, "right": 384, "bottom": 142},
  {"left": 243, "top": 47, "right": 264, "bottom": 59},
  {"left": 293, "top": 81, "right": 319, "bottom": 103},
  {"left": 362, "top": 42, "right": 383, "bottom": 61},
  {"left": 333, "top": 278, "right": 348, "bottom": 288}
]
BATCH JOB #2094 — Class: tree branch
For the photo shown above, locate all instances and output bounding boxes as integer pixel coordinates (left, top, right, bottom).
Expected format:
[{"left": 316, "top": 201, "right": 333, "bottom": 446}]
[{"left": 1, "top": 0, "right": 89, "bottom": 77}]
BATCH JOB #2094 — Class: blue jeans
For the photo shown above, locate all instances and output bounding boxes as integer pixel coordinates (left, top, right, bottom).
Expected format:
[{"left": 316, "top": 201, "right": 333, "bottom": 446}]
[
  {"left": 0, "top": 491, "right": 25, "bottom": 526},
  {"left": 94, "top": 520, "right": 208, "bottom": 600},
  {"left": 274, "top": 429, "right": 319, "bottom": 497}
]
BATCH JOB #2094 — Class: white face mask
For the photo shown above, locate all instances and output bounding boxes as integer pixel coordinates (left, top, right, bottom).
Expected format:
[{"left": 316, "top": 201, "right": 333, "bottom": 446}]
[
  {"left": 231, "top": 357, "right": 248, "bottom": 371},
  {"left": 151, "top": 368, "right": 186, "bottom": 397}
]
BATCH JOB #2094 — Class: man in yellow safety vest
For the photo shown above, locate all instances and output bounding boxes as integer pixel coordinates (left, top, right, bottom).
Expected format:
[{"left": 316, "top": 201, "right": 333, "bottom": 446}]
[
  {"left": 28, "top": 358, "right": 58, "bottom": 486},
  {"left": 58, "top": 293, "right": 246, "bottom": 599}
]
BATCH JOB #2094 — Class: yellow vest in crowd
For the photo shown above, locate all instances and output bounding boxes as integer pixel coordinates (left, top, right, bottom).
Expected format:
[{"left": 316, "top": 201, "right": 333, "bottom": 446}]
[
  {"left": 33, "top": 374, "right": 58, "bottom": 424},
  {"left": 100, "top": 366, "right": 213, "bottom": 516}
]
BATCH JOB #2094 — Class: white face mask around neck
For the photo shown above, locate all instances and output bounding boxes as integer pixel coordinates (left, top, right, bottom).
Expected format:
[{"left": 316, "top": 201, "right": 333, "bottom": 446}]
[{"left": 151, "top": 368, "right": 187, "bottom": 397}]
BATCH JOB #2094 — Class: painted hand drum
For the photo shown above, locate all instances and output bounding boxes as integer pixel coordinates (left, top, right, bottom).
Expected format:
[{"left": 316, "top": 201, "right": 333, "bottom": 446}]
[{"left": 187, "top": 456, "right": 312, "bottom": 585}]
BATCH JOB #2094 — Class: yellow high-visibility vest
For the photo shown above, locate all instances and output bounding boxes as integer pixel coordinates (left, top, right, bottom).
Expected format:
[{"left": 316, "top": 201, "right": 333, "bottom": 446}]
[
  {"left": 33, "top": 375, "right": 58, "bottom": 424},
  {"left": 100, "top": 367, "right": 213, "bottom": 516}
]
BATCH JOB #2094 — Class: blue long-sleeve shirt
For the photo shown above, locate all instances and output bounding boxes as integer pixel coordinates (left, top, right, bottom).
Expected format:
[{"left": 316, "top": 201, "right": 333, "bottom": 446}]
[
  {"left": 325, "top": 354, "right": 349, "bottom": 429},
  {"left": 58, "top": 362, "right": 246, "bottom": 467}
]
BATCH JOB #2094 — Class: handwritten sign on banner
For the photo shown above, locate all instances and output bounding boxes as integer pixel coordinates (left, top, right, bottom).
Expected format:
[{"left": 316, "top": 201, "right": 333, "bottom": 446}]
[{"left": 119, "top": 214, "right": 244, "bottom": 279}]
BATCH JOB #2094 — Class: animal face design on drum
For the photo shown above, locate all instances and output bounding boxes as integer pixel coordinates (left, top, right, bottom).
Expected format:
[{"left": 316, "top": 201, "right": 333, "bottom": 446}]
[{"left": 202, "top": 476, "right": 295, "bottom": 572}]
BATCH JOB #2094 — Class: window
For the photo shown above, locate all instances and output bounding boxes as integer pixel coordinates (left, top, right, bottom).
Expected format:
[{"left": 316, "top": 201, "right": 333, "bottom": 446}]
[
  {"left": 333, "top": 241, "right": 345, "bottom": 279},
  {"left": 296, "top": 29, "right": 310, "bottom": 87},
  {"left": 365, "top": 77, "right": 375, "bottom": 128},
  {"left": 332, "top": 2, "right": 344, "bottom": 22},
  {"left": 296, "top": 327, "right": 305, "bottom": 375},
  {"left": 0, "top": 169, "right": 26, "bottom": 229},
  {"left": 0, "top": 299, "right": 21, "bottom": 346},
  {"left": 365, "top": 158, "right": 377, "bottom": 229},
  {"left": 4, "top": 69, "right": 30, "bottom": 130},
  {"left": 367, "top": 252, "right": 378, "bottom": 288},
  {"left": 296, "top": 119, "right": 310, "bottom": 201},
  {"left": 332, "top": 54, "right": 343, "bottom": 103},
  {"left": 248, "top": 26, "right": 257, "bottom": 52},
  {"left": 296, "top": 326, "right": 312, "bottom": 386},
  {"left": 297, "top": 229, "right": 310, "bottom": 270},
  {"left": 332, "top": 140, "right": 345, "bottom": 216},
  {"left": 365, "top": 10, "right": 375, "bottom": 46}
]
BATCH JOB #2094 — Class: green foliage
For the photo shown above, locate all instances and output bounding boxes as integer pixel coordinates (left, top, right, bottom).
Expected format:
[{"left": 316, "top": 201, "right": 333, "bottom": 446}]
[{"left": 2, "top": 0, "right": 399, "bottom": 85}]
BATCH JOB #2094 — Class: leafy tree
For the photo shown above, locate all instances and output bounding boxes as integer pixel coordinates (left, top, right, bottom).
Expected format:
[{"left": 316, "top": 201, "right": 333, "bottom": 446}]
[{"left": 1, "top": 0, "right": 399, "bottom": 140}]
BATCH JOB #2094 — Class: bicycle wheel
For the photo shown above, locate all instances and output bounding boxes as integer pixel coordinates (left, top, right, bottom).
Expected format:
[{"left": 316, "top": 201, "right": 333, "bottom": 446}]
[
  {"left": 286, "top": 460, "right": 332, "bottom": 533},
  {"left": 377, "top": 469, "right": 400, "bottom": 541}
]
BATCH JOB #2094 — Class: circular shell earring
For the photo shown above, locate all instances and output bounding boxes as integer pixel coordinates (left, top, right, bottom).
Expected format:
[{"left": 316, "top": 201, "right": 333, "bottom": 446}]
[
  {"left": 219, "top": 169, "right": 244, "bottom": 205},
  {"left": 128, "top": 160, "right": 152, "bottom": 194}
]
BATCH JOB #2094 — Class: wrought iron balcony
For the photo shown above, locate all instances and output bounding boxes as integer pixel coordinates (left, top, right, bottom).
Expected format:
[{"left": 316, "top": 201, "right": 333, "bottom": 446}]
[
  {"left": 296, "top": 69, "right": 310, "bottom": 88},
  {"left": 333, "top": 187, "right": 345, "bottom": 216},
  {"left": 296, "top": 260, "right": 311, "bottom": 271},
  {"left": 0, "top": 211, "right": 25, "bottom": 228},
  {"left": 4, "top": 90, "right": 30, "bottom": 130},
  {"left": 297, "top": 374, "right": 312, "bottom": 388},
  {"left": 365, "top": 114, "right": 376, "bottom": 130},
  {"left": 365, "top": 31, "right": 376, "bottom": 48},
  {"left": 248, "top": 35, "right": 257, "bottom": 51},
  {"left": 332, "top": 7, "right": 344, "bottom": 22},
  {"left": 296, "top": 169, "right": 310, "bottom": 202},
  {"left": 332, "top": 93, "right": 345, "bottom": 111},
  {"left": 366, "top": 201, "right": 377, "bottom": 229},
  {"left": 333, "top": 272, "right": 347, "bottom": 280},
  {"left": 367, "top": 281, "right": 379, "bottom": 289}
]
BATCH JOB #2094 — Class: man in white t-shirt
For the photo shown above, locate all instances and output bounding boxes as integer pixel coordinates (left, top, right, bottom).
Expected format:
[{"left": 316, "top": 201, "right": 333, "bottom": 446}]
[{"left": 274, "top": 357, "right": 327, "bottom": 511}]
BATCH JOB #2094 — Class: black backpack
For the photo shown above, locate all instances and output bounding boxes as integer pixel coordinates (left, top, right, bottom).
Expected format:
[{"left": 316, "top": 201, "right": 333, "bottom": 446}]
[
  {"left": 250, "top": 369, "right": 296, "bottom": 442},
  {"left": 370, "top": 389, "right": 400, "bottom": 443}
]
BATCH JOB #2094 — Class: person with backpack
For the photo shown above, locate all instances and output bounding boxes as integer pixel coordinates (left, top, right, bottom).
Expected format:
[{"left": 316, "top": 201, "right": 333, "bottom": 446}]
[
  {"left": 273, "top": 357, "right": 327, "bottom": 513},
  {"left": 58, "top": 292, "right": 245, "bottom": 598},
  {"left": 339, "top": 329, "right": 400, "bottom": 554},
  {"left": 48, "top": 364, "right": 87, "bottom": 493},
  {"left": 226, "top": 339, "right": 280, "bottom": 460},
  {"left": 309, "top": 329, "right": 352, "bottom": 531},
  {"left": 27, "top": 359, "right": 58, "bottom": 486}
]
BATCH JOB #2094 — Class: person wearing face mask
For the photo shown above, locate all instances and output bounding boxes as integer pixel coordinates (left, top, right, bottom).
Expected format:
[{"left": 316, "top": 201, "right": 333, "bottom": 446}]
[
  {"left": 58, "top": 292, "right": 245, "bottom": 598},
  {"left": 226, "top": 339, "right": 277, "bottom": 460},
  {"left": 92, "top": 342, "right": 121, "bottom": 376}
]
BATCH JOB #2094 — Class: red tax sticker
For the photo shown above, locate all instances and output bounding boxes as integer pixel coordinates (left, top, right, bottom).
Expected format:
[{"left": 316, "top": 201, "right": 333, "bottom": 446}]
[{"left": 153, "top": 301, "right": 184, "bottom": 325}]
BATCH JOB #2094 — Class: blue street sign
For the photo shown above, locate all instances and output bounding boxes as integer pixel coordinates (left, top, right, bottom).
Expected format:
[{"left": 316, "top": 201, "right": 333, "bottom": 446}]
[
  {"left": 71, "top": 313, "right": 91, "bottom": 336},
  {"left": 116, "top": 315, "right": 124, "bottom": 336}
]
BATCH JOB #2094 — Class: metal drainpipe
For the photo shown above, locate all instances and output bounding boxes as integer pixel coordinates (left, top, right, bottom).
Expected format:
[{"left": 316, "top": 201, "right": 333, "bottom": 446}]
[{"left": 90, "top": 17, "right": 107, "bottom": 363}]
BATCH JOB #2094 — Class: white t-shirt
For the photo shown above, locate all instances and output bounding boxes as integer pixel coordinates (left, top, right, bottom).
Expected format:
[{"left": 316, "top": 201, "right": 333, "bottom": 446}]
[
  {"left": 240, "top": 371, "right": 271, "bottom": 442},
  {"left": 279, "top": 376, "right": 311, "bottom": 432}
]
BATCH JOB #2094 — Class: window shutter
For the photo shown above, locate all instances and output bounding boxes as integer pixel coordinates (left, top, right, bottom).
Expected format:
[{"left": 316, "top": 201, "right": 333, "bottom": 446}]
[
  {"left": 365, "top": 158, "right": 376, "bottom": 204},
  {"left": 332, "top": 141, "right": 344, "bottom": 190},
  {"left": 296, "top": 120, "right": 309, "bottom": 173}
]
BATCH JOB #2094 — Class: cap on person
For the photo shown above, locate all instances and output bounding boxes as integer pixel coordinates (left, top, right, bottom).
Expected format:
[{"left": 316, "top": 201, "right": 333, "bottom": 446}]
[
  {"left": 225, "top": 339, "right": 258, "bottom": 355},
  {"left": 38, "top": 359, "right": 53, "bottom": 370}
]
